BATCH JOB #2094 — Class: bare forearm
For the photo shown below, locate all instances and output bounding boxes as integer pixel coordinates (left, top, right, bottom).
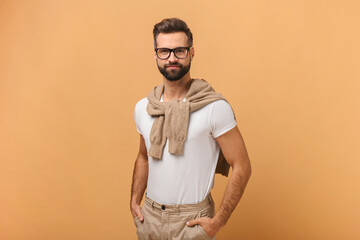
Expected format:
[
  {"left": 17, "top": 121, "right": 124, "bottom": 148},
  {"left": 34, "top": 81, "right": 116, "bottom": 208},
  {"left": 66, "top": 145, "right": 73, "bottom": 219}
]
[
  {"left": 213, "top": 164, "right": 251, "bottom": 227},
  {"left": 130, "top": 152, "right": 148, "bottom": 205}
]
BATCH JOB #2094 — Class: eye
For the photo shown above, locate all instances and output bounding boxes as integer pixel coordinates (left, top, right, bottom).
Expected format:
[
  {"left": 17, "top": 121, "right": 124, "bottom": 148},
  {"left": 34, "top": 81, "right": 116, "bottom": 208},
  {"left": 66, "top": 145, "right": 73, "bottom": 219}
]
[
  {"left": 175, "top": 48, "right": 186, "bottom": 53},
  {"left": 158, "top": 49, "right": 170, "bottom": 54}
]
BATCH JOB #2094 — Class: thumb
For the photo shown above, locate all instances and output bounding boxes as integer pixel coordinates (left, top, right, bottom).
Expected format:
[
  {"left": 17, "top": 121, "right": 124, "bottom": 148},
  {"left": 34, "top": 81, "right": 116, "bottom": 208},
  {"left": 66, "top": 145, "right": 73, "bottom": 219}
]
[
  {"left": 186, "top": 218, "right": 200, "bottom": 227},
  {"left": 136, "top": 210, "right": 144, "bottom": 222}
]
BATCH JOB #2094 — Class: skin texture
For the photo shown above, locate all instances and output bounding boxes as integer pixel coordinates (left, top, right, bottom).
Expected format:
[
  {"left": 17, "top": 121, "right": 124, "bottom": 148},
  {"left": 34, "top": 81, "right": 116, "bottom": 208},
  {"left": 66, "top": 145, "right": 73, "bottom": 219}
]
[
  {"left": 130, "top": 32, "right": 252, "bottom": 238},
  {"left": 130, "top": 135, "right": 148, "bottom": 222}
]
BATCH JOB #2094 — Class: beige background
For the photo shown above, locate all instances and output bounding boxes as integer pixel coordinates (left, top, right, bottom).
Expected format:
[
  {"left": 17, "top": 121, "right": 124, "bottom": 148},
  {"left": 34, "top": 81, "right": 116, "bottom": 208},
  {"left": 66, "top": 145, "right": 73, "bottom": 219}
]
[{"left": 1, "top": 0, "right": 359, "bottom": 239}]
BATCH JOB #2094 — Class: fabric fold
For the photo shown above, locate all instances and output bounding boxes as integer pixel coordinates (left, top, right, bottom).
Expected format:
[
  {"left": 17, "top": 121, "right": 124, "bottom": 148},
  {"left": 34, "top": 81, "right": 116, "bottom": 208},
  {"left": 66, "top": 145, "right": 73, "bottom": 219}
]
[{"left": 146, "top": 78, "right": 233, "bottom": 176}]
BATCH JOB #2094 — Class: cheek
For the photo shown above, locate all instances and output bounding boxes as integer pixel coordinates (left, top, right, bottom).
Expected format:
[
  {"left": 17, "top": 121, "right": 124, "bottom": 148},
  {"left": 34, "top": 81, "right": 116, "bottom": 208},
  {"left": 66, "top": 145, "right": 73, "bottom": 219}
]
[
  {"left": 183, "top": 59, "right": 191, "bottom": 66},
  {"left": 156, "top": 59, "right": 165, "bottom": 67}
]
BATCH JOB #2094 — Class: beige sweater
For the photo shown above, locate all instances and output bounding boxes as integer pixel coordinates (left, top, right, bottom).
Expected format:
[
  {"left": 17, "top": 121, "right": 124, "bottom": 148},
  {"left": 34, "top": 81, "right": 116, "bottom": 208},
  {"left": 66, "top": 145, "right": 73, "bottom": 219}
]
[{"left": 146, "top": 78, "right": 233, "bottom": 177}]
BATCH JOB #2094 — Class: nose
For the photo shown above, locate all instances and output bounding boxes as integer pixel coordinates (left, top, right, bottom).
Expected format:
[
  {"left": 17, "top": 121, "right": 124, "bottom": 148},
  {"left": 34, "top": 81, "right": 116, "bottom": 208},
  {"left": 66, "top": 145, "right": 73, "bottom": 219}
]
[{"left": 168, "top": 51, "right": 178, "bottom": 62}]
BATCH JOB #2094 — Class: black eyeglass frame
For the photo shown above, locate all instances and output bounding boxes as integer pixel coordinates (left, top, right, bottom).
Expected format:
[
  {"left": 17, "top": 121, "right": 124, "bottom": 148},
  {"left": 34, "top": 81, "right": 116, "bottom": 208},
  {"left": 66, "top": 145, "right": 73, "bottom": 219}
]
[{"left": 154, "top": 47, "right": 191, "bottom": 59}]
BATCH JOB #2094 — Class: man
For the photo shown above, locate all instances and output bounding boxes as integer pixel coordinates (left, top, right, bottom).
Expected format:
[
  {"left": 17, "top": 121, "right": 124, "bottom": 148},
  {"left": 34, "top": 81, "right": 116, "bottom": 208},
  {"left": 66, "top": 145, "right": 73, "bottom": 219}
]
[{"left": 130, "top": 18, "right": 252, "bottom": 240}]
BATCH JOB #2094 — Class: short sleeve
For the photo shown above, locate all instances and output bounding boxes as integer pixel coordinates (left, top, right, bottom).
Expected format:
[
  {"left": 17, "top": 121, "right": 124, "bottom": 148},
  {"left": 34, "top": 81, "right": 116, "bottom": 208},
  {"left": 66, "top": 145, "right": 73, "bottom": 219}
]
[
  {"left": 210, "top": 100, "right": 237, "bottom": 138},
  {"left": 134, "top": 101, "right": 143, "bottom": 135}
]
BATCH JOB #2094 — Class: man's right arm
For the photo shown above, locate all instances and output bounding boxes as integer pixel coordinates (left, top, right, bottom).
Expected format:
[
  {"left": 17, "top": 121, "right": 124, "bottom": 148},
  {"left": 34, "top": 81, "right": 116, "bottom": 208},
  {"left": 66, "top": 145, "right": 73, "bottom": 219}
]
[{"left": 130, "top": 134, "right": 148, "bottom": 222}]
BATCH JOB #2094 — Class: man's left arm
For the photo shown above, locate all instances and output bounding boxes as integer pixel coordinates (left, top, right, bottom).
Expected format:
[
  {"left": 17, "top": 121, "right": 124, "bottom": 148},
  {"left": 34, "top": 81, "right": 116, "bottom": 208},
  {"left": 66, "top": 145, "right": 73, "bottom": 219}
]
[{"left": 187, "top": 126, "right": 252, "bottom": 237}]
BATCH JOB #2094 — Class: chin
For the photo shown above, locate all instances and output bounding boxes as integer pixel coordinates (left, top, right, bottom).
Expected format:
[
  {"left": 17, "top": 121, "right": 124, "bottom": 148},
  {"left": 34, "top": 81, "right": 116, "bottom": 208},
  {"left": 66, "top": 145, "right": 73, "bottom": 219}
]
[{"left": 166, "top": 77, "right": 182, "bottom": 82}]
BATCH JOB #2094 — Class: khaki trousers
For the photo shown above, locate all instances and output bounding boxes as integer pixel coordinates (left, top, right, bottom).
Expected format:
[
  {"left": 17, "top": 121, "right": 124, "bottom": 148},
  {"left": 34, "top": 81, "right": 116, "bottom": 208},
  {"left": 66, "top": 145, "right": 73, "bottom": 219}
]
[{"left": 134, "top": 194, "right": 216, "bottom": 240}]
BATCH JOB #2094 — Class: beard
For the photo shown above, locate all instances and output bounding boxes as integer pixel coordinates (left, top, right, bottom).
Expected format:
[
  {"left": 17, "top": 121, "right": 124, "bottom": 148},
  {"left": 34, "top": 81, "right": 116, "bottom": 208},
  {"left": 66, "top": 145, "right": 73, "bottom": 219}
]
[{"left": 157, "top": 61, "right": 191, "bottom": 81}]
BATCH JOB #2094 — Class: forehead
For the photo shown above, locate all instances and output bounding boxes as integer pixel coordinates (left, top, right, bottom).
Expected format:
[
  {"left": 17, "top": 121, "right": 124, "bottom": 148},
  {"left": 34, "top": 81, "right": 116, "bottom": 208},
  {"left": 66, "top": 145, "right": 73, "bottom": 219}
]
[{"left": 156, "top": 32, "right": 188, "bottom": 48}]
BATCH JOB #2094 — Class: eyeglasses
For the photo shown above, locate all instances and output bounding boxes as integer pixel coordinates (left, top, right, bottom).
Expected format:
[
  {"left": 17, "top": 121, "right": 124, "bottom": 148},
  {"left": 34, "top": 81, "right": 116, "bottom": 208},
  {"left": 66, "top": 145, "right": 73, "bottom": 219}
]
[{"left": 155, "top": 47, "right": 190, "bottom": 59}]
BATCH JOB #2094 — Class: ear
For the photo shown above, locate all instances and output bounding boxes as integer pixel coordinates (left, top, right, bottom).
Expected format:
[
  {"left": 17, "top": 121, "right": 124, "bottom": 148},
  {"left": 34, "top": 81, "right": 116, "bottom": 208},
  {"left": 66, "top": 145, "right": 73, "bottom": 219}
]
[
  {"left": 154, "top": 50, "right": 157, "bottom": 60},
  {"left": 190, "top": 47, "right": 195, "bottom": 60}
]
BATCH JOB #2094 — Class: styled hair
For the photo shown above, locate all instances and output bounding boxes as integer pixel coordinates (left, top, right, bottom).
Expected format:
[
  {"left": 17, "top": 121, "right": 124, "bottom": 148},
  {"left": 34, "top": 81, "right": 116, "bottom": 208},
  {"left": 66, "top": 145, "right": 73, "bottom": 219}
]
[{"left": 153, "top": 18, "right": 193, "bottom": 48}]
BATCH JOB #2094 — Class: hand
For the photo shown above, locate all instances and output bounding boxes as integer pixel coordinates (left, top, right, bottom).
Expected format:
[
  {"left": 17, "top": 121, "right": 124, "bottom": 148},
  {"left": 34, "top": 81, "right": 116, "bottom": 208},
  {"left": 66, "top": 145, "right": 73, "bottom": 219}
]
[
  {"left": 186, "top": 217, "right": 221, "bottom": 238},
  {"left": 130, "top": 203, "right": 144, "bottom": 222}
]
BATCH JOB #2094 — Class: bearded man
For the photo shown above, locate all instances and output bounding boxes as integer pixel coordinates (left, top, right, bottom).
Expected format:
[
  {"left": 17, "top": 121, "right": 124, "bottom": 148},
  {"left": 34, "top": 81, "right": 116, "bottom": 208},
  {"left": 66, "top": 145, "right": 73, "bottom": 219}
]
[{"left": 130, "top": 17, "right": 252, "bottom": 240}]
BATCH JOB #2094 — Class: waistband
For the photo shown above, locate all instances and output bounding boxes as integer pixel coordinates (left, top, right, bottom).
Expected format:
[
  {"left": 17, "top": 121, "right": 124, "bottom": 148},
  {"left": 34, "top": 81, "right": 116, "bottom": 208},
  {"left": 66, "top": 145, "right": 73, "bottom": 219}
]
[{"left": 144, "top": 194, "right": 214, "bottom": 213}]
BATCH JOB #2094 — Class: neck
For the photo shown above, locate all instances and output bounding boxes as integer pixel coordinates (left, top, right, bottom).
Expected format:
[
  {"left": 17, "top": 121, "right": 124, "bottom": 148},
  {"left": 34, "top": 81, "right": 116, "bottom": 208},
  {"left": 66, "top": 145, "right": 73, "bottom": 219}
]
[{"left": 163, "top": 73, "right": 192, "bottom": 102}]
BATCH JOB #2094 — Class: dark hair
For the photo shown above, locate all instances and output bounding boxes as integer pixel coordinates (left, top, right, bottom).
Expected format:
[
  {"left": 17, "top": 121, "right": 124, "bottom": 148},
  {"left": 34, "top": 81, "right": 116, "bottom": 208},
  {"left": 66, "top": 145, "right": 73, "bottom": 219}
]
[{"left": 153, "top": 18, "right": 193, "bottom": 48}]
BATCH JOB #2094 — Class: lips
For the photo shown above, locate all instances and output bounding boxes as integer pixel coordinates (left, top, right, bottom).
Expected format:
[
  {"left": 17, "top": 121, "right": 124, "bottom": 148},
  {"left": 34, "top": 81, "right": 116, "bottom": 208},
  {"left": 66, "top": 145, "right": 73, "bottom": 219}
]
[{"left": 165, "top": 65, "right": 181, "bottom": 69}]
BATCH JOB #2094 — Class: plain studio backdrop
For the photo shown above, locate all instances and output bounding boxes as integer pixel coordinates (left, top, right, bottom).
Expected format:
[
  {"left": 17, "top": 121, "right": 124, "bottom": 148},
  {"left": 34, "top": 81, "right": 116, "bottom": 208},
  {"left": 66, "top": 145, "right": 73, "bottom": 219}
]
[{"left": 0, "top": 0, "right": 359, "bottom": 239}]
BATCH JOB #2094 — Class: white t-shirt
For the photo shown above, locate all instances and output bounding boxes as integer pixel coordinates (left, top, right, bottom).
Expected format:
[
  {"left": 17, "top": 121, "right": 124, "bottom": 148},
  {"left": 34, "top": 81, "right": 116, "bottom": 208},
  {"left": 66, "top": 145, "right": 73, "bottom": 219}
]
[{"left": 134, "top": 97, "right": 236, "bottom": 204}]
